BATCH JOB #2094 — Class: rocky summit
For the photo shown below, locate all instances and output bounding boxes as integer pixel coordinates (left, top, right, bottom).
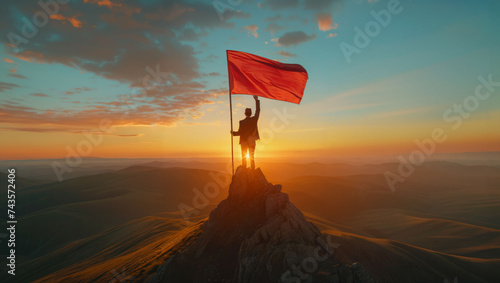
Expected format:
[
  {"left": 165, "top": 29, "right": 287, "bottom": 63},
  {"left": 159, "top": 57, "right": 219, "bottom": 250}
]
[{"left": 147, "top": 167, "right": 375, "bottom": 283}]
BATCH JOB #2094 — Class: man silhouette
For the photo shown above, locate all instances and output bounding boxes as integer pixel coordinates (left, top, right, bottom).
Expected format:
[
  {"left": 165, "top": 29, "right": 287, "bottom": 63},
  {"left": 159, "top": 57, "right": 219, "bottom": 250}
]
[{"left": 231, "top": 95, "right": 260, "bottom": 169}]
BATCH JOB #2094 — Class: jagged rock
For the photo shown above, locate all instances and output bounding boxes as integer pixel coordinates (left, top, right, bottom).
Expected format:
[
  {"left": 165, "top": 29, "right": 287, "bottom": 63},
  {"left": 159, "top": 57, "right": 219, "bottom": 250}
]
[
  {"left": 147, "top": 167, "right": 376, "bottom": 283},
  {"left": 265, "top": 192, "right": 288, "bottom": 218},
  {"left": 338, "top": 265, "right": 354, "bottom": 283},
  {"left": 352, "top": 262, "right": 376, "bottom": 283}
]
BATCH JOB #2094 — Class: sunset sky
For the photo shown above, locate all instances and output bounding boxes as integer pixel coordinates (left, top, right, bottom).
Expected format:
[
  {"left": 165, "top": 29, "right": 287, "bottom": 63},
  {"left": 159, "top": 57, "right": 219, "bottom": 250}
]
[{"left": 1, "top": 0, "right": 499, "bottom": 161}]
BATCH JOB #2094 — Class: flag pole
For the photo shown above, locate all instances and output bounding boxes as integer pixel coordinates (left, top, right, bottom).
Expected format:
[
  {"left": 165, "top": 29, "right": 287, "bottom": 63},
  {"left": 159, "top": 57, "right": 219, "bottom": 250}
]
[
  {"left": 229, "top": 91, "right": 234, "bottom": 176},
  {"left": 227, "top": 50, "right": 235, "bottom": 176}
]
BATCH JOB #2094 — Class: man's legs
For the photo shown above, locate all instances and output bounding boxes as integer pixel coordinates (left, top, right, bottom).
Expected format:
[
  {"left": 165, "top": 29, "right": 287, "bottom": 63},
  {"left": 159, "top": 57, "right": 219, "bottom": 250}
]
[
  {"left": 241, "top": 144, "right": 247, "bottom": 168},
  {"left": 248, "top": 145, "right": 255, "bottom": 170}
]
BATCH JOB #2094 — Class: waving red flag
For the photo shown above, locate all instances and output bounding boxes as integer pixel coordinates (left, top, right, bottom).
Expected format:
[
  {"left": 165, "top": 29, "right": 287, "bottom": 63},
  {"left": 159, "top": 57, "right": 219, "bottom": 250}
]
[{"left": 227, "top": 50, "right": 308, "bottom": 104}]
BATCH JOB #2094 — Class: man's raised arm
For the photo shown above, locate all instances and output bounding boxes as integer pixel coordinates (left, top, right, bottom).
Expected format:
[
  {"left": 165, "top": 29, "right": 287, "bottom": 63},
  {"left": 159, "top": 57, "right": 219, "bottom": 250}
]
[{"left": 254, "top": 95, "right": 260, "bottom": 120}]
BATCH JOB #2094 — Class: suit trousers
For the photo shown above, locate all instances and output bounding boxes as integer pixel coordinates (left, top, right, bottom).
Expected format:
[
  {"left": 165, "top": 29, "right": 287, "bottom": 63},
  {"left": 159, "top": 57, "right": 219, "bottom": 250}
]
[{"left": 241, "top": 144, "right": 255, "bottom": 169}]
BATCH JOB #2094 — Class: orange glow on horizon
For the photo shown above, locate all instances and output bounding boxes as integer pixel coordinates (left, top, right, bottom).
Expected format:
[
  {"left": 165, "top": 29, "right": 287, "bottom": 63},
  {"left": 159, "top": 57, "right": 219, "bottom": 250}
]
[{"left": 1, "top": 110, "right": 499, "bottom": 161}]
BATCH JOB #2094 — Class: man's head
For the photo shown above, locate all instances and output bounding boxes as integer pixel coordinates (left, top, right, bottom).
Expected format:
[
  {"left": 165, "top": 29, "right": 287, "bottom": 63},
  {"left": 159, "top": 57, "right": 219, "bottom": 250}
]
[{"left": 245, "top": 108, "right": 252, "bottom": 117}]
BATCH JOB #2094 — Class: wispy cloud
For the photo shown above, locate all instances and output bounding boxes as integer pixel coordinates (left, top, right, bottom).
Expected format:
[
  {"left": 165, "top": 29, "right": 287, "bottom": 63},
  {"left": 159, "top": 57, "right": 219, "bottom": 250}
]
[
  {"left": 263, "top": 14, "right": 282, "bottom": 21},
  {"left": 31, "top": 93, "right": 49, "bottom": 97},
  {"left": 242, "top": 25, "right": 259, "bottom": 38},
  {"left": 263, "top": 23, "right": 285, "bottom": 35},
  {"left": 64, "top": 87, "right": 95, "bottom": 95},
  {"left": 49, "top": 14, "right": 83, "bottom": 28},
  {"left": 274, "top": 31, "right": 317, "bottom": 47},
  {"left": 8, "top": 74, "right": 26, "bottom": 79},
  {"left": 0, "top": 82, "right": 20, "bottom": 92},
  {"left": 260, "top": 0, "right": 299, "bottom": 10},
  {"left": 0, "top": 86, "right": 225, "bottom": 133},
  {"left": 0, "top": 125, "right": 143, "bottom": 137},
  {"left": 277, "top": 51, "right": 297, "bottom": 58},
  {"left": 305, "top": 0, "right": 340, "bottom": 10},
  {"left": 367, "top": 105, "right": 439, "bottom": 119}
]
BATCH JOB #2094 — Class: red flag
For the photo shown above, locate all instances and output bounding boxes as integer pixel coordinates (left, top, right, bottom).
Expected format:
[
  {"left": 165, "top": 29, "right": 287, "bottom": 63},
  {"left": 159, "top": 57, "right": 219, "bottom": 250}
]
[{"left": 227, "top": 50, "right": 308, "bottom": 104}]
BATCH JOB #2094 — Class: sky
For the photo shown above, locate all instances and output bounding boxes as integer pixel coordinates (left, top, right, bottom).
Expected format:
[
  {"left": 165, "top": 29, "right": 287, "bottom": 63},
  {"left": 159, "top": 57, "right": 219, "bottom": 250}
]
[{"left": 0, "top": 0, "right": 499, "bottom": 161}]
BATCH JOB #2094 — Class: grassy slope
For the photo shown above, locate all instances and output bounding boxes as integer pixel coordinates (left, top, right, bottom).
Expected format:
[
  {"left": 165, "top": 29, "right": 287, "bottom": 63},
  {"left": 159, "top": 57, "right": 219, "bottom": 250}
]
[{"left": 1, "top": 166, "right": 228, "bottom": 258}]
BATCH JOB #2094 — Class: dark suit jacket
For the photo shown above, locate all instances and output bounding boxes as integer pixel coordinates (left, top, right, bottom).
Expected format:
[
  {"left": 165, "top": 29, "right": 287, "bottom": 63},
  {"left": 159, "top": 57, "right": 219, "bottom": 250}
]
[{"left": 233, "top": 100, "right": 260, "bottom": 146}]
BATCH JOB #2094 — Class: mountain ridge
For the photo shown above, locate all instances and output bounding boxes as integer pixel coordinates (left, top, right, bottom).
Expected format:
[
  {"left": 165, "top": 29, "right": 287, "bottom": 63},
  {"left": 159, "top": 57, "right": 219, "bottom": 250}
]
[{"left": 146, "top": 167, "right": 375, "bottom": 283}]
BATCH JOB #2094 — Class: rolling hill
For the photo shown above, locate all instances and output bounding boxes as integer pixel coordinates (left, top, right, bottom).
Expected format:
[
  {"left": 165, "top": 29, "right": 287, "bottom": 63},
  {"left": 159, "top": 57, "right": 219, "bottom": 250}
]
[{"left": 1, "top": 161, "right": 499, "bottom": 282}]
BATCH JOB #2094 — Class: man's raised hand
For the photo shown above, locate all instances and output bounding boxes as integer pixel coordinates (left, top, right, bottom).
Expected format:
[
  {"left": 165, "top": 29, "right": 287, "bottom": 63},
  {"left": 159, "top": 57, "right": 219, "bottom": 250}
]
[{"left": 253, "top": 95, "right": 259, "bottom": 101}]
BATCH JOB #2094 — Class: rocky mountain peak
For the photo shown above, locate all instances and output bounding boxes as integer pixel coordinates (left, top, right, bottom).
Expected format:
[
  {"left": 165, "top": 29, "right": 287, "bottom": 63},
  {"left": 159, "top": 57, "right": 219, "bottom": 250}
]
[{"left": 147, "top": 167, "right": 374, "bottom": 283}]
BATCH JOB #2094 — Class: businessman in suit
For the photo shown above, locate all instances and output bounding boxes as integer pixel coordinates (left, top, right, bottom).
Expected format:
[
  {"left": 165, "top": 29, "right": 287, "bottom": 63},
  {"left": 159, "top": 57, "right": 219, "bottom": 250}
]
[{"left": 231, "top": 95, "right": 260, "bottom": 170}]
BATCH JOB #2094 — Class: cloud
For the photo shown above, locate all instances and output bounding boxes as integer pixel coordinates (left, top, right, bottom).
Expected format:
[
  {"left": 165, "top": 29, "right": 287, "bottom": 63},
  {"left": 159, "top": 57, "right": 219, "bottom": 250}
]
[
  {"left": 242, "top": 25, "right": 259, "bottom": 38},
  {"left": 84, "top": 0, "right": 123, "bottom": 8},
  {"left": 263, "top": 23, "right": 285, "bottom": 35},
  {"left": 8, "top": 74, "right": 27, "bottom": 79},
  {"left": 0, "top": 87, "right": 227, "bottom": 133},
  {"left": 277, "top": 51, "right": 297, "bottom": 58},
  {"left": 317, "top": 13, "right": 338, "bottom": 31},
  {"left": 178, "top": 28, "right": 209, "bottom": 41},
  {"left": 4, "top": 58, "right": 14, "bottom": 63},
  {"left": 0, "top": 0, "right": 252, "bottom": 131},
  {"left": 285, "top": 15, "right": 301, "bottom": 21},
  {"left": 263, "top": 14, "right": 282, "bottom": 21},
  {"left": 261, "top": 0, "right": 299, "bottom": 10},
  {"left": 275, "top": 31, "right": 317, "bottom": 47},
  {"left": 49, "top": 14, "right": 83, "bottom": 28},
  {"left": 31, "top": 93, "right": 50, "bottom": 97},
  {"left": 1, "top": 0, "right": 249, "bottom": 86},
  {"left": 2, "top": 7, "right": 195, "bottom": 86},
  {"left": 115, "top": 134, "right": 142, "bottom": 137},
  {"left": 9, "top": 69, "right": 17, "bottom": 73},
  {"left": 368, "top": 106, "right": 438, "bottom": 119},
  {"left": 130, "top": 81, "right": 207, "bottom": 99},
  {"left": 0, "top": 124, "right": 143, "bottom": 137},
  {"left": 327, "top": 33, "right": 338, "bottom": 38},
  {"left": 0, "top": 100, "right": 178, "bottom": 132},
  {"left": 304, "top": 0, "right": 340, "bottom": 10},
  {"left": 64, "top": 87, "right": 94, "bottom": 95},
  {"left": 143, "top": 1, "right": 249, "bottom": 29},
  {"left": 0, "top": 82, "right": 20, "bottom": 92}
]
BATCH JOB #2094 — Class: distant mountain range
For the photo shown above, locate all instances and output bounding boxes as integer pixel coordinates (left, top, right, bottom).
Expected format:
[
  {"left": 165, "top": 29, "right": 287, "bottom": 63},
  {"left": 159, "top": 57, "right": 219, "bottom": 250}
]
[{"left": 1, "top": 152, "right": 499, "bottom": 182}]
